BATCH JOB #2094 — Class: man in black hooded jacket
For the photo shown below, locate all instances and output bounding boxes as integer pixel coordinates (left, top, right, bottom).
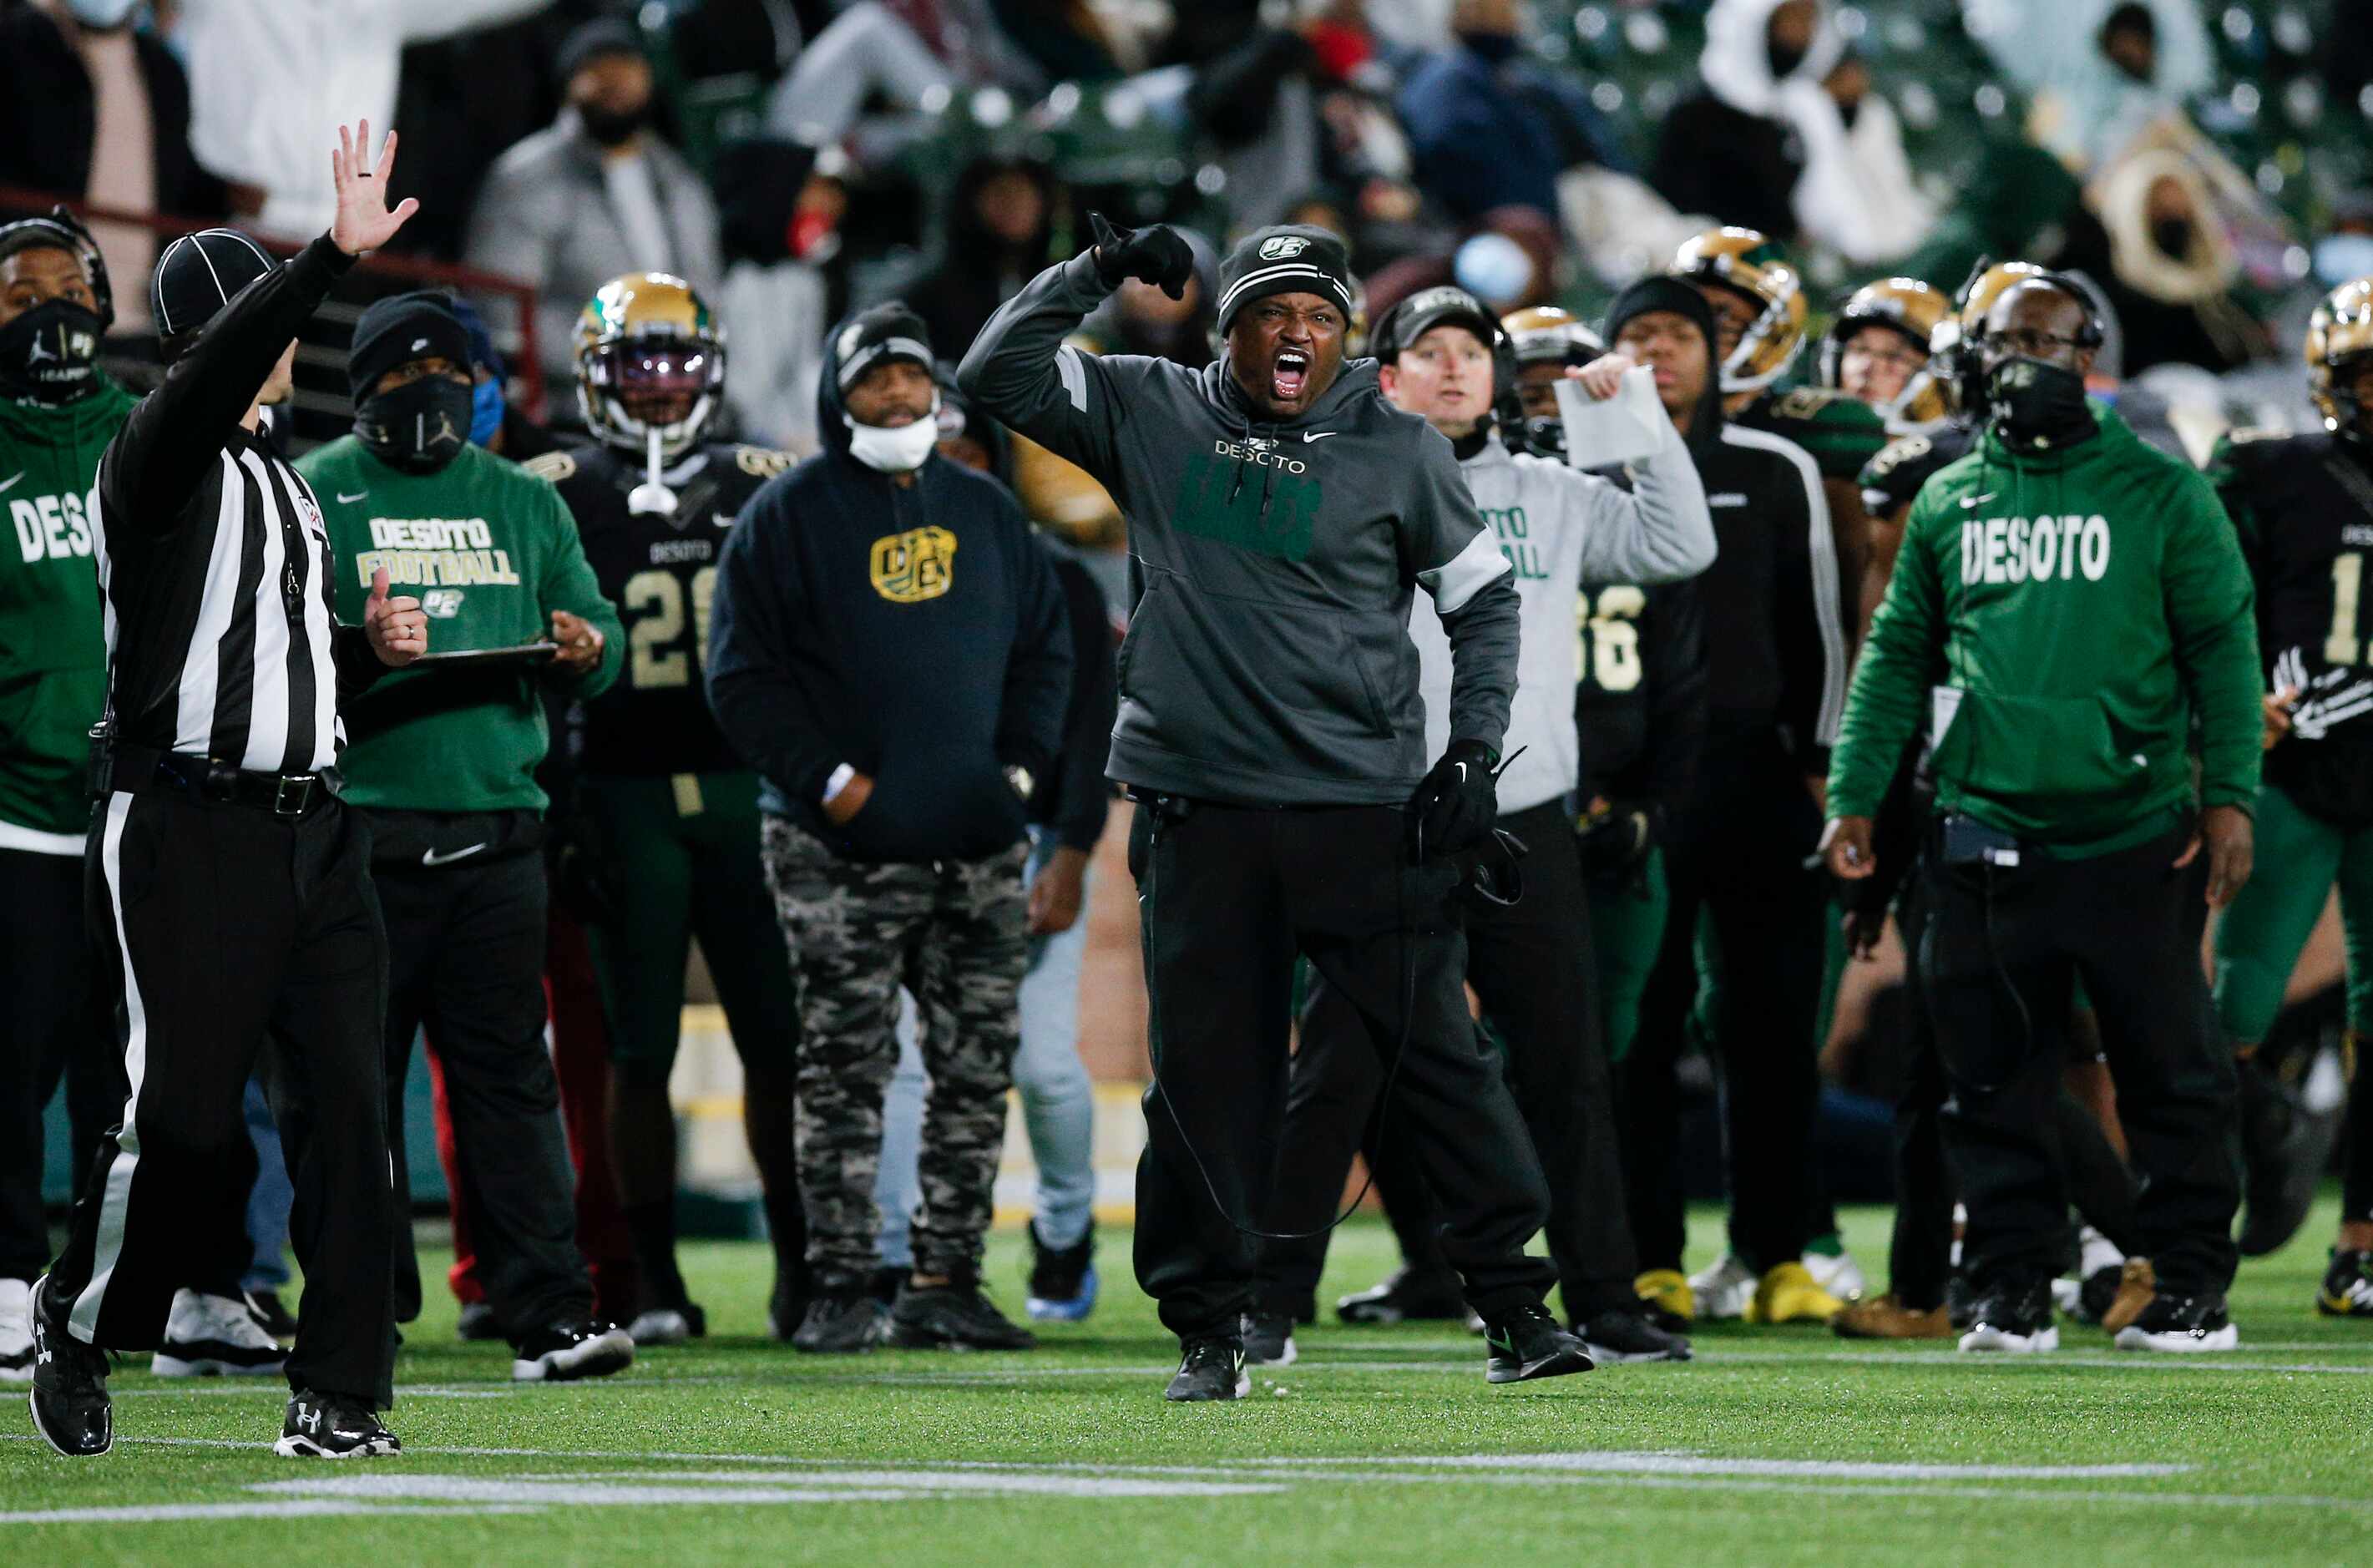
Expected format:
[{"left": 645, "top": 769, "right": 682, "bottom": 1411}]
[
  {"left": 706, "top": 304, "right": 1071, "bottom": 1357},
  {"left": 1597, "top": 276, "right": 1849, "bottom": 1333}
]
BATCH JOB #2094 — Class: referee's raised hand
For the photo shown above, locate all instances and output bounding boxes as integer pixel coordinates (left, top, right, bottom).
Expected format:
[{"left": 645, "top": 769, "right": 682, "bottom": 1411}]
[
  {"left": 365, "top": 564, "right": 428, "bottom": 665},
  {"left": 329, "top": 119, "right": 418, "bottom": 258}
]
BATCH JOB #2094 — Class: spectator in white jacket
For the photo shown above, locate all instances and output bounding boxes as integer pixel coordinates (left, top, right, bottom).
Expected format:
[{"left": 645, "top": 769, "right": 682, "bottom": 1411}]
[
  {"left": 1256, "top": 283, "right": 1717, "bottom": 1369},
  {"left": 181, "top": 0, "right": 549, "bottom": 240}
]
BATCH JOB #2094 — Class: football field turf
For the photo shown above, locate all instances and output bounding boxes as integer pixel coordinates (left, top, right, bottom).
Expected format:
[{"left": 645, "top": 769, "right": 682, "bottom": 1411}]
[{"left": 6, "top": 1201, "right": 2369, "bottom": 1565}]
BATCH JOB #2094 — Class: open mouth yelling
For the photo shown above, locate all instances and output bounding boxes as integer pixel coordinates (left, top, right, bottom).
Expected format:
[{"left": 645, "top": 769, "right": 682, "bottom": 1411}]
[{"left": 1272, "top": 346, "right": 1312, "bottom": 403}]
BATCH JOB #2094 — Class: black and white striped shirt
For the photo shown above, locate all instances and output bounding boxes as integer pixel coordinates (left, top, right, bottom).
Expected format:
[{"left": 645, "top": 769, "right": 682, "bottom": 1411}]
[{"left": 93, "top": 236, "right": 378, "bottom": 775}]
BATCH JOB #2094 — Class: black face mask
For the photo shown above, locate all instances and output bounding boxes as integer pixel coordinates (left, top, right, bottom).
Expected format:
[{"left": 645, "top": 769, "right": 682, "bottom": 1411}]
[
  {"left": 354, "top": 377, "right": 474, "bottom": 473},
  {"left": 2151, "top": 217, "right": 2193, "bottom": 258},
  {"left": 1768, "top": 38, "right": 1809, "bottom": 78},
  {"left": 1986, "top": 357, "right": 2096, "bottom": 449},
  {"left": 579, "top": 101, "right": 648, "bottom": 148},
  {"left": 0, "top": 299, "right": 103, "bottom": 403}
]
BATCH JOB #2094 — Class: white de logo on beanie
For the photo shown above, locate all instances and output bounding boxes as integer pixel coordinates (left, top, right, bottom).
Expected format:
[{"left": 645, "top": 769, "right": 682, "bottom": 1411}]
[{"left": 1258, "top": 235, "right": 1310, "bottom": 260}]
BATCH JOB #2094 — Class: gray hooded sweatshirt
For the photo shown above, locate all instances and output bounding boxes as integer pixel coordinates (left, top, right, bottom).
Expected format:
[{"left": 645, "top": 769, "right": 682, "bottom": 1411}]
[{"left": 959, "top": 250, "right": 1519, "bottom": 807}]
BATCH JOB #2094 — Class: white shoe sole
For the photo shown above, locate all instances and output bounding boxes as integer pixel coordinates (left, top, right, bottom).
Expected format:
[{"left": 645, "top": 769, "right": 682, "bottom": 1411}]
[
  {"left": 2113, "top": 1323, "right": 2239, "bottom": 1352},
  {"left": 512, "top": 1328, "right": 635, "bottom": 1383},
  {"left": 1958, "top": 1323, "right": 2059, "bottom": 1353},
  {"left": 153, "top": 1353, "right": 286, "bottom": 1378},
  {"left": 274, "top": 1434, "right": 399, "bottom": 1459},
  {"left": 1583, "top": 1342, "right": 1693, "bottom": 1364}
]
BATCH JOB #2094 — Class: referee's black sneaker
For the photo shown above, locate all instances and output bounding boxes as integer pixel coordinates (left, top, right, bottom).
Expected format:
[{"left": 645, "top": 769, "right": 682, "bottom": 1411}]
[
  {"left": 1336, "top": 1266, "right": 1466, "bottom": 1325},
  {"left": 890, "top": 1275, "right": 1038, "bottom": 1350},
  {"left": 1575, "top": 1307, "right": 1693, "bottom": 1363},
  {"left": 1165, "top": 1337, "right": 1248, "bottom": 1402},
  {"left": 2113, "top": 1292, "right": 2239, "bottom": 1353},
  {"left": 27, "top": 1277, "right": 112, "bottom": 1458},
  {"left": 1483, "top": 1304, "right": 1595, "bottom": 1383},
  {"left": 510, "top": 1319, "right": 636, "bottom": 1382},
  {"left": 1958, "top": 1278, "right": 2058, "bottom": 1353},
  {"left": 275, "top": 1390, "right": 401, "bottom": 1459}
]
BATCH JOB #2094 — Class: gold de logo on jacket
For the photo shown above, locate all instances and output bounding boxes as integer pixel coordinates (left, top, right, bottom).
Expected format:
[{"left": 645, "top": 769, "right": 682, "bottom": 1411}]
[{"left": 870, "top": 526, "right": 958, "bottom": 604}]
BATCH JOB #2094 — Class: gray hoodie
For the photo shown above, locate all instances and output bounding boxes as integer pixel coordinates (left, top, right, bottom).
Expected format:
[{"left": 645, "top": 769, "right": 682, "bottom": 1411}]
[{"left": 959, "top": 250, "right": 1519, "bottom": 807}]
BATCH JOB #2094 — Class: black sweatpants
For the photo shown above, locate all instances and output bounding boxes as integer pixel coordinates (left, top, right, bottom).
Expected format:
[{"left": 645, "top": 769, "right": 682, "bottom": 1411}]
[
  {"left": 0, "top": 846, "right": 124, "bottom": 1283},
  {"left": 1260, "top": 800, "right": 1640, "bottom": 1320},
  {"left": 1918, "top": 822, "right": 2238, "bottom": 1297},
  {"left": 369, "top": 809, "right": 590, "bottom": 1338},
  {"left": 1131, "top": 799, "right": 1556, "bottom": 1341},
  {"left": 1622, "top": 724, "right": 1826, "bottom": 1275},
  {"left": 44, "top": 788, "right": 396, "bottom": 1407}
]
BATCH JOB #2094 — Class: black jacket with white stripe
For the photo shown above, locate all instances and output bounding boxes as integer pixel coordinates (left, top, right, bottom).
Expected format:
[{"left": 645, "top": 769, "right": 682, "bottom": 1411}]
[{"left": 94, "top": 235, "right": 382, "bottom": 777}]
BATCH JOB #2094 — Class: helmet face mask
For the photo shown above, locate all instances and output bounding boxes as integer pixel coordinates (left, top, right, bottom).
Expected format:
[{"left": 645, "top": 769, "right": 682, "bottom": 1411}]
[
  {"left": 2309, "top": 277, "right": 2373, "bottom": 445},
  {"left": 1501, "top": 305, "right": 1602, "bottom": 458},
  {"left": 1821, "top": 277, "right": 1952, "bottom": 434},
  {"left": 1668, "top": 228, "right": 1806, "bottom": 396},
  {"left": 574, "top": 272, "right": 726, "bottom": 459}
]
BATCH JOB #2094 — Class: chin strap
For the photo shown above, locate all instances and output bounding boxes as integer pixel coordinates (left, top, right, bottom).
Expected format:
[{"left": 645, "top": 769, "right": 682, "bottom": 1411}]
[{"left": 628, "top": 426, "right": 676, "bottom": 515}]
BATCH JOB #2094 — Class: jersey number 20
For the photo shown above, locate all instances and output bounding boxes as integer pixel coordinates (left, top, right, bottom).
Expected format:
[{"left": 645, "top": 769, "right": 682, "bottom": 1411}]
[{"left": 625, "top": 567, "right": 717, "bottom": 689}]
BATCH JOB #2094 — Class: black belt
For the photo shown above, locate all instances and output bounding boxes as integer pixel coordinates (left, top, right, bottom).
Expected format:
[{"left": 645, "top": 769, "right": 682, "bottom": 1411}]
[{"left": 110, "top": 743, "right": 335, "bottom": 817}]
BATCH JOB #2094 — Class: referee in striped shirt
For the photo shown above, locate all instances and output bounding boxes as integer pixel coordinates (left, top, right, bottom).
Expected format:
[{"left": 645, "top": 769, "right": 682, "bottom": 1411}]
[{"left": 28, "top": 123, "right": 428, "bottom": 1462}]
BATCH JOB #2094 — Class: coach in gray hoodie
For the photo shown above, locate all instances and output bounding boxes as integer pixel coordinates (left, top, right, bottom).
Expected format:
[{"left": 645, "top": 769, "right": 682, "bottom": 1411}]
[{"left": 962, "top": 217, "right": 1593, "bottom": 1401}]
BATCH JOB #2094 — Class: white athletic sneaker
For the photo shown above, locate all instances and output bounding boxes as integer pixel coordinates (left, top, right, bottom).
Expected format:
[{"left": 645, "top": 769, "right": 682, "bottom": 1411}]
[
  {"left": 1687, "top": 1253, "right": 1758, "bottom": 1321},
  {"left": 2048, "top": 1277, "right": 2083, "bottom": 1318},
  {"left": 0, "top": 1277, "right": 32, "bottom": 1383},
  {"left": 626, "top": 1307, "right": 701, "bottom": 1346},
  {"left": 2112, "top": 1295, "right": 2240, "bottom": 1353},
  {"left": 1958, "top": 1283, "right": 2058, "bottom": 1353},
  {"left": 1959, "top": 1320, "right": 2060, "bottom": 1353},
  {"left": 154, "top": 1289, "right": 289, "bottom": 1377},
  {"left": 1803, "top": 1249, "right": 1867, "bottom": 1303}
]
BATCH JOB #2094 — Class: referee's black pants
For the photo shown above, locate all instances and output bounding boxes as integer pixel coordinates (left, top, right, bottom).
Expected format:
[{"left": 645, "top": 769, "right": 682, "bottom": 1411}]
[
  {"left": 0, "top": 847, "right": 124, "bottom": 1284},
  {"left": 1129, "top": 799, "right": 1556, "bottom": 1342},
  {"left": 1259, "top": 800, "right": 1641, "bottom": 1322},
  {"left": 367, "top": 809, "right": 592, "bottom": 1338},
  {"left": 43, "top": 788, "right": 397, "bottom": 1408},
  {"left": 1621, "top": 724, "right": 1826, "bottom": 1276},
  {"left": 1918, "top": 822, "right": 2237, "bottom": 1298}
]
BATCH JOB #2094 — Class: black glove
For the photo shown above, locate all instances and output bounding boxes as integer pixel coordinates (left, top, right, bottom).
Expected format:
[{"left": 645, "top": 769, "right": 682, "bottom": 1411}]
[
  {"left": 1089, "top": 210, "right": 1195, "bottom": 300},
  {"left": 1406, "top": 739, "right": 1499, "bottom": 862},
  {"left": 1576, "top": 798, "right": 1657, "bottom": 887}
]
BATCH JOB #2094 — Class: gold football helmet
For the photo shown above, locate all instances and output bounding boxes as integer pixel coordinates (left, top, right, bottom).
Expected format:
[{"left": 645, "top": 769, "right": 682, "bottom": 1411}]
[
  {"left": 1502, "top": 304, "right": 1604, "bottom": 368},
  {"left": 1941, "top": 260, "right": 2052, "bottom": 414},
  {"left": 1668, "top": 228, "right": 1806, "bottom": 395},
  {"left": 1821, "top": 277, "right": 1953, "bottom": 433},
  {"left": 2308, "top": 276, "right": 2373, "bottom": 439},
  {"left": 574, "top": 271, "right": 727, "bottom": 458}
]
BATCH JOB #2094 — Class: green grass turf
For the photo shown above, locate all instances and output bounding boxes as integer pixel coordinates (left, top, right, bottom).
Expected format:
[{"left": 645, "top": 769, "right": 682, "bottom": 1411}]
[{"left": 5, "top": 1201, "right": 2370, "bottom": 1565}]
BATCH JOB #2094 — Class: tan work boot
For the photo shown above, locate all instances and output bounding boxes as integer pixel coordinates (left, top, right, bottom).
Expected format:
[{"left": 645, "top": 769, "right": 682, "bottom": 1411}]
[
  {"left": 2099, "top": 1257, "right": 2157, "bottom": 1334},
  {"left": 1832, "top": 1292, "right": 1953, "bottom": 1339}
]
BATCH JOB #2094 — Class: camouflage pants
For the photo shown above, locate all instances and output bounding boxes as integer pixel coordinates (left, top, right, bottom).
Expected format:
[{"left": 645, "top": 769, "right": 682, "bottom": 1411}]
[{"left": 761, "top": 815, "right": 1029, "bottom": 1283}]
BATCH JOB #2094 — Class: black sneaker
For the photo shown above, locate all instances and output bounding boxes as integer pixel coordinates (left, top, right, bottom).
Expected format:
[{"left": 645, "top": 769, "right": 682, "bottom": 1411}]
[
  {"left": 246, "top": 1288, "right": 300, "bottom": 1341},
  {"left": 1576, "top": 1307, "right": 1693, "bottom": 1363},
  {"left": 792, "top": 1287, "right": 888, "bottom": 1353},
  {"left": 27, "top": 1277, "right": 112, "bottom": 1458},
  {"left": 1958, "top": 1278, "right": 2057, "bottom": 1353},
  {"left": 1164, "top": 1338, "right": 1248, "bottom": 1402},
  {"left": 768, "top": 1268, "right": 810, "bottom": 1342},
  {"left": 274, "top": 1390, "right": 400, "bottom": 1459},
  {"left": 1242, "top": 1311, "right": 1298, "bottom": 1366},
  {"left": 2319, "top": 1249, "right": 2373, "bottom": 1318},
  {"left": 1482, "top": 1303, "right": 1595, "bottom": 1383},
  {"left": 1336, "top": 1266, "right": 1466, "bottom": 1325},
  {"left": 455, "top": 1302, "right": 501, "bottom": 1342},
  {"left": 890, "top": 1277, "right": 1038, "bottom": 1350},
  {"left": 2114, "top": 1292, "right": 2239, "bottom": 1352},
  {"left": 2235, "top": 1053, "right": 2338, "bottom": 1257},
  {"left": 1944, "top": 1272, "right": 1978, "bottom": 1331},
  {"left": 2073, "top": 1262, "right": 2126, "bottom": 1325},
  {"left": 867, "top": 1266, "right": 906, "bottom": 1309},
  {"left": 1025, "top": 1222, "right": 1099, "bottom": 1323},
  {"left": 510, "top": 1319, "right": 635, "bottom": 1382}
]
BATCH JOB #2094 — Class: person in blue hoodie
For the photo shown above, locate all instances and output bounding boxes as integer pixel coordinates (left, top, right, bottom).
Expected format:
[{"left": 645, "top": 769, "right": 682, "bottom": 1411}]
[{"left": 706, "top": 304, "right": 1072, "bottom": 1357}]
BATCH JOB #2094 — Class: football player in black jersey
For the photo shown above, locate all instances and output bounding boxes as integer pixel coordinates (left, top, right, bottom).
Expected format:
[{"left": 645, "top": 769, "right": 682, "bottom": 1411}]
[
  {"left": 2209, "top": 276, "right": 2373, "bottom": 1314},
  {"left": 524, "top": 272, "right": 807, "bottom": 1344}
]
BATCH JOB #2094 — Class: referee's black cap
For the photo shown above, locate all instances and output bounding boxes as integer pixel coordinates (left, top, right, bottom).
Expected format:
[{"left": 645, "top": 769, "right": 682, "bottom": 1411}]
[{"left": 151, "top": 228, "right": 276, "bottom": 360}]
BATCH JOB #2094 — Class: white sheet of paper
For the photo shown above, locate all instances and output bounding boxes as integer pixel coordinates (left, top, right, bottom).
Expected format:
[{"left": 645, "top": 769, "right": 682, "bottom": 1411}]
[{"left": 1554, "top": 365, "right": 1667, "bottom": 471}]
